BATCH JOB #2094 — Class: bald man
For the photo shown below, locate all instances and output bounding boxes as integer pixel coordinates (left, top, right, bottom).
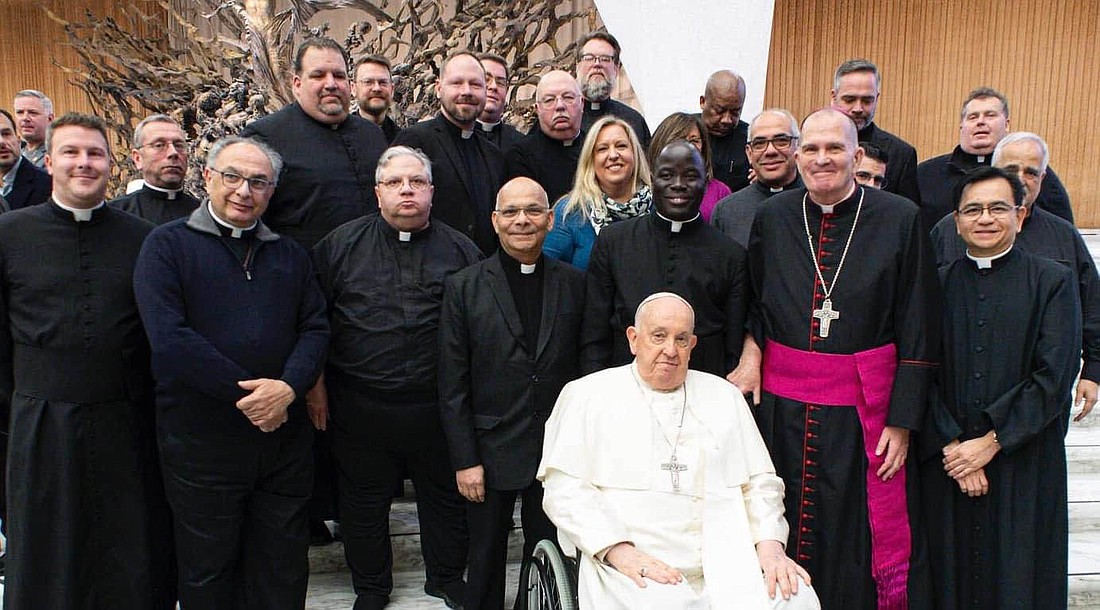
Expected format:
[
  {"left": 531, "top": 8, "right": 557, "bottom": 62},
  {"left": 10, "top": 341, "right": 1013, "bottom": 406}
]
[
  {"left": 440, "top": 177, "right": 586, "bottom": 610},
  {"left": 699, "top": 70, "right": 751, "bottom": 192},
  {"left": 742, "top": 108, "right": 939, "bottom": 609},
  {"left": 505, "top": 70, "right": 586, "bottom": 204}
]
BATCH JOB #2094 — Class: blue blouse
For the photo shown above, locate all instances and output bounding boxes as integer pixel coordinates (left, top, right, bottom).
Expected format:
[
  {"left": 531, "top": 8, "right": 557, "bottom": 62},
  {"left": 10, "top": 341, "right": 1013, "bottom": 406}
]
[{"left": 543, "top": 196, "right": 597, "bottom": 271}]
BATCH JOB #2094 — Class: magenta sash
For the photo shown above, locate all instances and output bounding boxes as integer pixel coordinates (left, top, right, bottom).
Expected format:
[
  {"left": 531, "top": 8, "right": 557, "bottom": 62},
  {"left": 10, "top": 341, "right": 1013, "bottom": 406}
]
[{"left": 761, "top": 340, "right": 910, "bottom": 610}]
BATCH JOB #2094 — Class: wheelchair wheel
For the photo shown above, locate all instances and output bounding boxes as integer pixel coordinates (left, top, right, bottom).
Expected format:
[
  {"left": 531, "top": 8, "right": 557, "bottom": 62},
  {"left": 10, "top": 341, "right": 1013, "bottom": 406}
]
[{"left": 522, "top": 539, "right": 579, "bottom": 610}]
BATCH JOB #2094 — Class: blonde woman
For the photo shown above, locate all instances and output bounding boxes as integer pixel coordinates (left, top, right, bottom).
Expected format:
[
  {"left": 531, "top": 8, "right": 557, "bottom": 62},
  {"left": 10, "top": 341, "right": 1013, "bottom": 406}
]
[{"left": 543, "top": 116, "right": 651, "bottom": 270}]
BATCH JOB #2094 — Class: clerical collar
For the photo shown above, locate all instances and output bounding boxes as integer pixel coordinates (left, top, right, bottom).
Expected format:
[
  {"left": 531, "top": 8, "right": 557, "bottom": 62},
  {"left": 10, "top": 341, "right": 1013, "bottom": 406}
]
[
  {"left": 54, "top": 198, "right": 104, "bottom": 222},
  {"left": 966, "top": 245, "right": 1013, "bottom": 269},
  {"left": 477, "top": 120, "right": 499, "bottom": 132},
  {"left": 809, "top": 183, "right": 858, "bottom": 214},
  {"left": 381, "top": 218, "right": 428, "bottom": 242},
  {"left": 207, "top": 202, "right": 256, "bottom": 238},
  {"left": 499, "top": 249, "right": 542, "bottom": 275},
  {"left": 144, "top": 182, "right": 184, "bottom": 200},
  {"left": 586, "top": 100, "right": 602, "bottom": 111},
  {"left": 656, "top": 210, "right": 700, "bottom": 233},
  {"left": 442, "top": 114, "right": 476, "bottom": 140}
]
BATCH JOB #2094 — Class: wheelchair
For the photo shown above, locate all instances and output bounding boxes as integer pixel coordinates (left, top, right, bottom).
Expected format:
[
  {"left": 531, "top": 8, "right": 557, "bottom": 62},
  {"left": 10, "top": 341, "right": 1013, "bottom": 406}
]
[{"left": 521, "top": 538, "right": 580, "bottom": 610}]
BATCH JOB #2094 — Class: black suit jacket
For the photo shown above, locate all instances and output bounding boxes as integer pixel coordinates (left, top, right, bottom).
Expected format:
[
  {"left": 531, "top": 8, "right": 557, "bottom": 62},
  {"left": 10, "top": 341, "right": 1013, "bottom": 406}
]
[
  {"left": 438, "top": 254, "right": 585, "bottom": 490},
  {"left": 393, "top": 115, "right": 504, "bottom": 254},
  {"left": 6, "top": 160, "right": 51, "bottom": 210}
]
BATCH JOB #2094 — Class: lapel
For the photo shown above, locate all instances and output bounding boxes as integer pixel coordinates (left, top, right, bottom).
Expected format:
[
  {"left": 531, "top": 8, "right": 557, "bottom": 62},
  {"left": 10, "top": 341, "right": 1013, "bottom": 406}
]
[
  {"left": 485, "top": 254, "right": 526, "bottom": 348},
  {"left": 433, "top": 115, "right": 473, "bottom": 196},
  {"left": 535, "top": 259, "right": 560, "bottom": 360}
]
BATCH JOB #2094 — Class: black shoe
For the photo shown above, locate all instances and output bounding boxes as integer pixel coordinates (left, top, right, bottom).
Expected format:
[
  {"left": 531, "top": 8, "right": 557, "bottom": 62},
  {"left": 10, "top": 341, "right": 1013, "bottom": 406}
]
[
  {"left": 309, "top": 518, "right": 334, "bottom": 546},
  {"left": 424, "top": 579, "right": 465, "bottom": 609},
  {"left": 353, "top": 593, "right": 390, "bottom": 610}
]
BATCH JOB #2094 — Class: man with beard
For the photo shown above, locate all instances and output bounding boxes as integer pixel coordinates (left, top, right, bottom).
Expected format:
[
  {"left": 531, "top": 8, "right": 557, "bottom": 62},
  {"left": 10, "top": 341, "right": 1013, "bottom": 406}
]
[
  {"left": 394, "top": 50, "right": 505, "bottom": 254},
  {"left": 711, "top": 108, "right": 803, "bottom": 248},
  {"left": 476, "top": 53, "right": 524, "bottom": 152},
  {"left": 698, "top": 70, "right": 751, "bottom": 193},
  {"left": 241, "top": 37, "right": 386, "bottom": 250},
  {"left": 0, "top": 109, "right": 51, "bottom": 210},
  {"left": 575, "top": 32, "right": 650, "bottom": 149},
  {"left": 12, "top": 90, "right": 53, "bottom": 168},
  {"left": 110, "top": 114, "right": 199, "bottom": 224},
  {"left": 353, "top": 54, "right": 400, "bottom": 143},
  {"left": 830, "top": 59, "right": 920, "bottom": 205},
  {"left": 0, "top": 113, "right": 175, "bottom": 610},
  {"left": 505, "top": 70, "right": 585, "bottom": 204},
  {"left": 930, "top": 132, "right": 1100, "bottom": 424},
  {"left": 582, "top": 140, "right": 747, "bottom": 378},
  {"left": 917, "top": 87, "right": 1073, "bottom": 233},
  {"left": 743, "top": 107, "right": 939, "bottom": 609}
]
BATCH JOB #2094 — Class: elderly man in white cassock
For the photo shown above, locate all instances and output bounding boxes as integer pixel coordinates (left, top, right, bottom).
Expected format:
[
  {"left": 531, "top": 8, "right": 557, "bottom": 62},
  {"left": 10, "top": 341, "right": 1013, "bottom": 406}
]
[{"left": 538, "top": 292, "right": 820, "bottom": 609}]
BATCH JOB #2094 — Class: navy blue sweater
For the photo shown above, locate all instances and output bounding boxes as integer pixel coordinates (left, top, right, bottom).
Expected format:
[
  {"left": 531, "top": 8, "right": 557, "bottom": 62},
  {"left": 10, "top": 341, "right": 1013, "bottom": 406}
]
[{"left": 133, "top": 204, "right": 329, "bottom": 439}]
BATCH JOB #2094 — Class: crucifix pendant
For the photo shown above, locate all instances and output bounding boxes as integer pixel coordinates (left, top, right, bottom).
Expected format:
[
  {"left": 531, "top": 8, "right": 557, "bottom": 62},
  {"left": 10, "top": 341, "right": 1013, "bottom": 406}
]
[
  {"left": 660, "top": 457, "right": 688, "bottom": 492},
  {"left": 812, "top": 298, "right": 840, "bottom": 338}
]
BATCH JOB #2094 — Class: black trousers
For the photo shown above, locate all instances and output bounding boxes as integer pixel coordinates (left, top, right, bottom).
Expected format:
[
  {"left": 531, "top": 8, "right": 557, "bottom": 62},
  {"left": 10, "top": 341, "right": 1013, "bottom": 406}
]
[
  {"left": 329, "top": 386, "right": 468, "bottom": 603},
  {"left": 465, "top": 480, "right": 556, "bottom": 610},
  {"left": 160, "top": 419, "right": 313, "bottom": 610}
]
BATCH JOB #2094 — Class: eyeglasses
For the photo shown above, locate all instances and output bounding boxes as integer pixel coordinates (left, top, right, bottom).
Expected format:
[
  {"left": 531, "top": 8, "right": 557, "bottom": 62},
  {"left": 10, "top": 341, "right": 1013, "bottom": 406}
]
[
  {"left": 579, "top": 53, "right": 616, "bottom": 65},
  {"left": 748, "top": 135, "right": 795, "bottom": 153},
  {"left": 378, "top": 176, "right": 431, "bottom": 191},
  {"left": 855, "top": 170, "right": 888, "bottom": 188},
  {"left": 537, "top": 93, "right": 579, "bottom": 108},
  {"left": 495, "top": 205, "right": 548, "bottom": 220},
  {"left": 357, "top": 78, "right": 392, "bottom": 88},
  {"left": 957, "top": 202, "right": 1018, "bottom": 220},
  {"left": 141, "top": 139, "right": 189, "bottom": 154},
  {"left": 210, "top": 169, "right": 274, "bottom": 192}
]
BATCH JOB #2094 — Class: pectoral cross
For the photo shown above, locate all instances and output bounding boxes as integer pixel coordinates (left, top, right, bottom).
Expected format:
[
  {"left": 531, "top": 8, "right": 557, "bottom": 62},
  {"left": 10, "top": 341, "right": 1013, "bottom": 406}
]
[
  {"left": 660, "top": 457, "right": 688, "bottom": 492},
  {"left": 812, "top": 298, "right": 840, "bottom": 338}
]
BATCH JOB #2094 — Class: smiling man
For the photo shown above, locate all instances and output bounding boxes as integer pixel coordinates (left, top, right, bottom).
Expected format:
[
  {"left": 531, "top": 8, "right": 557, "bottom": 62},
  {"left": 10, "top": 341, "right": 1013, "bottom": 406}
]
[
  {"left": 0, "top": 113, "right": 175, "bottom": 609},
  {"left": 917, "top": 87, "right": 1074, "bottom": 233},
  {"left": 505, "top": 70, "right": 585, "bottom": 204},
  {"left": 394, "top": 50, "right": 505, "bottom": 254},
  {"left": 109, "top": 114, "right": 199, "bottom": 224},
  {"left": 575, "top": 31, "right": 651, "bottom": 148},
  {"left": 135, "top": 135, "right": 329, "bottom": 609},
  {"left": 475, "top": 53, "right": 524, "bottom": 152},
  {"left": 582, "top": 140, "right": 748, "bottom": 379},
  {"left": 241, "top": 37, "right": 386, "bottom": 250},
  {"left": 743, "top": 107, "right": 939, "bottom": 610}
]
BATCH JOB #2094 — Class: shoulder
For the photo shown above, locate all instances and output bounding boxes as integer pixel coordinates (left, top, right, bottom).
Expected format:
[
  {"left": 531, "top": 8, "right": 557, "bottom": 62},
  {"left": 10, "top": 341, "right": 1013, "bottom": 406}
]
[
  {"left": 105, "top": 206, "right": 156, "bottom": 235},
  {"left": 431, "top": 221, "right": 482, "bottom": 257},
  {"left": 393, "top": 116, "right": 440, "bottom": 143},
  {"left": 241, "top": 105, "right": 296, "bottom": 135},
  {"left": 917, "top": 153, "right": 951, "bottom": 173},
  {"left": 447, "top": 256, "right": 491, "bottom": 286},
  {"left": 1021, "top": 250, "right": 1077, "bottom": 286},
  {"left": 755, "top": 188, "right": 804, "bottom": 221},
  {"left": 0, "top": 204, "right": 44, "bottom": 232},
  {"left": 107, "top": 191, "right": 138, "bottom": 210},
  {"left": 546, "top": 256, "right": 585, "bottom": 285},
  {"left": 567, "top": 365, "right": 632, "bottom": 396},
  {"left": 863, "top": 187, "right": 920, "bottom": 219},
  {"left": 314, "top": 215, "right": 375, "bottom": 251}
]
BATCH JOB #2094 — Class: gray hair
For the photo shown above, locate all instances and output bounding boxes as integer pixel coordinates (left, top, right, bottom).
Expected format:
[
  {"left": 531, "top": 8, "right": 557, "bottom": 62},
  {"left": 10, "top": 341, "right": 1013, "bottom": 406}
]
[
  {"left": 375, "top": 145, "right": 433, "bottom": 183},
  {"left": 634, "top": 292, "right": 696, "bottom": 330},
  {"left": 14, "top": 89, "right": 53, "bottom": 115},
  {"left": 833, "top": 59, "right": 880, "bottom": 92},
  {"left": 749, "top": 108, "right": 800, "bottom": 140},
  {"left": 993, "top": 131, "right": 1049, "bottom": 175},
  {"left": 205, "top": 136, "right": 283, "bottom": 184},
  {"left": 131, "top": 114, "right": 181, "bottom": 148}
]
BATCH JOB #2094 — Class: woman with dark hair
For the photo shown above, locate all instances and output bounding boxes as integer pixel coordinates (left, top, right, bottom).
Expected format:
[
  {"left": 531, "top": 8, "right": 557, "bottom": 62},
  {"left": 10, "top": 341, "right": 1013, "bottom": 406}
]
[
  {"left": 649, "top": 112, "right": 731, "bottom": 222},
  {"left": 543, "top": 115, "right": 651, "bottom": 271}
]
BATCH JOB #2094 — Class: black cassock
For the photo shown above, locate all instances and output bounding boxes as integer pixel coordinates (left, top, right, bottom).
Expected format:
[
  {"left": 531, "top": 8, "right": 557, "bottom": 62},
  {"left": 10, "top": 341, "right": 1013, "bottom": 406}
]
[
  {"left": 0, "top": 202, "right": 174, "bottom": 610},
  {"left": 748, "top": 186, "right": 940, "bottom": 609},
  {"left": 505, "top": 128, "right": 585, "bottom": 204},
  {"left": 921, "top": 249, "right": 1078, "bottom": 610},
  {"left": 109, "top": 183, "right": 200, "bottom": 226},
  {"left": 581, "top": 212, "right": 747, "bottom": 376}
]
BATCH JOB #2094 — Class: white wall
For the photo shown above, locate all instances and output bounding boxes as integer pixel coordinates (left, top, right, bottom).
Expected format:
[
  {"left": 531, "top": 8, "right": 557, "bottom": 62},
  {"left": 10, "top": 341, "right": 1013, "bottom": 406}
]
[{"left": 593, "top": 0, "right": 776, "bottom": 130}]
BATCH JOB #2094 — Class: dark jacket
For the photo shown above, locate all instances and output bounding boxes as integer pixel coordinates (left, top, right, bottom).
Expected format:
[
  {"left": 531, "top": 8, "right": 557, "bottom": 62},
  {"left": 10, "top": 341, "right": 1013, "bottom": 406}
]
[
  {"left": 133, "top": 204, "right": 329, "bottom": 440},
  {"left": 393, "top": 114, "right": 505, "bottom": 254},
  {"left": 6, "top": 159, "right": 51, "bottom": 210},
  {"left": 438, "top": 253, "right": 585, "bottom": 489}
]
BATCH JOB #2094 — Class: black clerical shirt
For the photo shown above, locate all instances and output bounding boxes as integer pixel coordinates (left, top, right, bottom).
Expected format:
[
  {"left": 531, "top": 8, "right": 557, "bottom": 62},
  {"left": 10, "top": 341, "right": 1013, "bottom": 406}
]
[
  {"left": 505, "top": 128, "right": 585, "bottom": 204},
  {"left": 706, "top": 120, "right": 751, "bottom": 193},
  {"left": 498, "top": 249, "right": 544, "bottom": 354},
  {"left": 109, "top": 184, "right": 200, "bottom": 226},
  {"left": 581, "top": 99, "right": 651, "bottom": 148}
]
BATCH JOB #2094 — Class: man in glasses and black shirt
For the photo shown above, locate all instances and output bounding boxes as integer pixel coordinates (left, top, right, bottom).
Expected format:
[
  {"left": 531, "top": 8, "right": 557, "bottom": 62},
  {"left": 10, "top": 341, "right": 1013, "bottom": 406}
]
[
  {"left": 110, "top": 114, "right": 200, "bottom": 225},
  {"left": 575, "top": 31, "right": 651, "bottom": 149},
  {"left": 855, "top": 142, "right": 889, "bottom": 190}
]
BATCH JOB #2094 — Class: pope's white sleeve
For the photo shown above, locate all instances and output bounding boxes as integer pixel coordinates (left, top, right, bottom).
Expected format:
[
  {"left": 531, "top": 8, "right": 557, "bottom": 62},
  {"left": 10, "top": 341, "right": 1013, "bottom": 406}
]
[
  {"left": 542, "top": 467, "right": 632, "bottom": 561},
  {"left": 744, "top": 471, "right": 790, "bottom": 547}
]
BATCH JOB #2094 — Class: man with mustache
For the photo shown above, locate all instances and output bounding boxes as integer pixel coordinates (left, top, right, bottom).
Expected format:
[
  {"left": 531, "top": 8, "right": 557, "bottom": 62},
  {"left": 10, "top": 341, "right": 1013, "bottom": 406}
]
[
  {"left": 575, "top": 31, "right": 651, "bottom": 149},
  {"left": 917, "top": 87, "right": 1073, "bottom": 233},
  {"left": 0, "top": 108, "right": 51, "bottom": 210},
  {"left": 109, "top": 114, "right": 199, "bottom": 224},
  {"left": 394, "top": 50, "right": 505, "bottom": 254},
  {"left": 241, "top": 37, "right": 387, "bottom": 250},
  {"left": 582, "top": 140, "right": 747, "bottom": 379},
  {"left": 505, "top": 70, "right": 585, "bottom": 204},
  {"left": 476, "top": 53, "right": 524, "bottom": 152},
  {"left": 0, "top": 113, "right": 175, "bottom": 609},
  {"left": 353, "top": 54, "right": 401, "bottom": 144}
]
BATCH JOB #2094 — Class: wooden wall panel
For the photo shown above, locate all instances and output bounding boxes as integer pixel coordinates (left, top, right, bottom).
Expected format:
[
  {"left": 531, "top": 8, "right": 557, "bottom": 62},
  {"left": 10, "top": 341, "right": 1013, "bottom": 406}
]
[
  {"left": 764, "top": 0, "right": 1100, "bottom": 227},
  {"left": 0, "top": 1, "right": 164, "bottom": 119}
]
